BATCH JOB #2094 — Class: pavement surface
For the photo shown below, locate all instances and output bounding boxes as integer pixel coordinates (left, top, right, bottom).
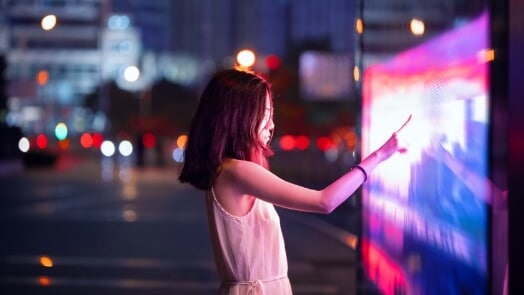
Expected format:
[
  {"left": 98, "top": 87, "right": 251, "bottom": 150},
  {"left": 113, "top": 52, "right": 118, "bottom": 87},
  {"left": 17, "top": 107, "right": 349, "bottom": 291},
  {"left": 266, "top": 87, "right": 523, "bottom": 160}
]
[{"left": 0, "top": 153, "right": 371, "bottom": 295}]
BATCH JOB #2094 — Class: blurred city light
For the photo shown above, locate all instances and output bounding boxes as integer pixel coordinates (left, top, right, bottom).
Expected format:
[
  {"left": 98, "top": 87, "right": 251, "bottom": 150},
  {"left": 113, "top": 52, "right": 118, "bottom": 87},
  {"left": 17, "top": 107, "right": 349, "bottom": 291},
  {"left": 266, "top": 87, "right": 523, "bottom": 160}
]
[
  {"left": 39, "top": 256, "right": 54, "bottom": 268},
  {"left": 236, "top": 49, "right": 256, "bottom": 68},
  {"left": 477, "top": 48, "right": 495, "bottom": 63},
  {"left": 36, "top": 70, "right": 49, "bottom": 86},
  {"left": 176, "top": 134, "right": 188, "bottom": 148},
  {"left": 123, "top": 66, "right": 140, "bottom": 82},
  {"left": 295, "top": 135, "right": 310, "bottom": 151},
  {"left": 41, "top": 14, "right": 57, "bottom": 31},
  {"left": 54, "top": 123, "right": 68, "bottom": 140},
  {"left": 18, "top": 137, "right": 30, "bottom": 153},
  {"left": 279, "top": 135, "right": 295, "bottom": 151},
  {"left": 38, "top": 276, "right": 51, "bottom": 287},
  {"left": 108, "top": 15, "right": 130, "bottom": 30},
  {"left": 356, "top": 18, "right": 364, "bottom": 34},
  {"left": 410, "top": 18, "right": 425, "bottom": 36},
  {"left": 101, "top": 140, "right": 116, "bottom": 157},
  {"left": 118, "top": 140, "right": 133, "bottom": 157},
  {"left": 36, "top": 134, "right": 48, "bottom": 149},
  {"left": 123, "top": 210, "right": 137, "bottom": 222},
  {"left": 345, "top": 131, "right": 358, "bottom": 149},
  {"left": 316, "top": 136, "right": 333, "bottom": 152},
  {"left": 92, "top": 133, "right": 104, "bottom": 149},
  {"left": 265, "top": 55, "right": 281, "bottom": 70},
  {"left": 353, "top": 66, "right": 360, "bottom": 82},
  {"left": 57, "top": 139, "right": 70, "bottom": 150},
  {"left": 80, "top": 133, "right": 93, "bottom": 149},
  {"left": 172, "top": 147, "right": 184, "bottom": 163},
  {"left": 142, "top": 132, "right": 156, "bottom": 149}
]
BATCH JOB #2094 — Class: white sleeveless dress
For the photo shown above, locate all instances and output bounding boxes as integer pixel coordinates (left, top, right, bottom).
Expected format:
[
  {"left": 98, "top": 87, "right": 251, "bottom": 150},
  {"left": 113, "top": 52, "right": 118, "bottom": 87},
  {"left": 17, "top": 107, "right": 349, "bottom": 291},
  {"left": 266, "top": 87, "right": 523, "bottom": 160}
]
[{"left": 205, "top": 189, "right": 293, "bottom": 294}]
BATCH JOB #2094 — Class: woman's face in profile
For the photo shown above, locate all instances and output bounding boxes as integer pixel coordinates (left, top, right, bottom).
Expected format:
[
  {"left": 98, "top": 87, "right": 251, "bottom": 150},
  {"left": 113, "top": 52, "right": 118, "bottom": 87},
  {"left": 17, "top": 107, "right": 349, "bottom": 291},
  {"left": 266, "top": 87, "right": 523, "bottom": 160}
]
[{"left": 258, "top": 93, "right": 274, "bottom": 147}]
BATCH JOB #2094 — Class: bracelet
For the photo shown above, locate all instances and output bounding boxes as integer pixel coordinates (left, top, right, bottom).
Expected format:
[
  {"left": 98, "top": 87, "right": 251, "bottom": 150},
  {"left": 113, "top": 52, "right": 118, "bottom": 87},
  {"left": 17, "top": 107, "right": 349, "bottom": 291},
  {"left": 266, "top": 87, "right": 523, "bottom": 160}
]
[{"left": 351, "top": 165, "right": 368, "bottom": 182}]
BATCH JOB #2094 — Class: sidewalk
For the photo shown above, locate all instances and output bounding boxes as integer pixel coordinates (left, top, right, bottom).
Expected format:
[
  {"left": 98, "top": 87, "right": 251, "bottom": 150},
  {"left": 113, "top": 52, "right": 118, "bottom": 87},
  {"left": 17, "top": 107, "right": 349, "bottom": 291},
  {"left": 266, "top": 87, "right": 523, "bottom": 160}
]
[
  {"left": 1, "top": 151, "right": 367, "bottom": 294},
  {"left": 0, "top": 158, "right": 24, "bottom": 177},
  {"left": 280, "top": 208, "right": 360, "bottom": 294}
]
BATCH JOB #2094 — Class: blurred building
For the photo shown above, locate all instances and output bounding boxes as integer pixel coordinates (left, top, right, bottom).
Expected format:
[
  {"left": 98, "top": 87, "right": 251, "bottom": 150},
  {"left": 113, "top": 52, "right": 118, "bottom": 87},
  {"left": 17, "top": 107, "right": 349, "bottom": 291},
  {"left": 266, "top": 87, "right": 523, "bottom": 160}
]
[
  {"left": 0, "top": 0, "right": 356, "bottom": 137},
  {"left": 2, "top": 0, "right": 105, "bottom": 136},
  {"left": 356, "top": 0, "right": 487, "bottom": 67},
  {"left": 1, "top": 0, "right": 146, "bottom": 137}
]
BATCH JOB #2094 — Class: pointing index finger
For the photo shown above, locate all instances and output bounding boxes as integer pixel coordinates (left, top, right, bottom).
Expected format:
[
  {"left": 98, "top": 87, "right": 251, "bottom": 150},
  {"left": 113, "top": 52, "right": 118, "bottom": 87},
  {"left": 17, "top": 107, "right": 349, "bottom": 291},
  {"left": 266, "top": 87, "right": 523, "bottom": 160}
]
[{"left": 395, "top": 114, "right": 412, "bottom": 134}]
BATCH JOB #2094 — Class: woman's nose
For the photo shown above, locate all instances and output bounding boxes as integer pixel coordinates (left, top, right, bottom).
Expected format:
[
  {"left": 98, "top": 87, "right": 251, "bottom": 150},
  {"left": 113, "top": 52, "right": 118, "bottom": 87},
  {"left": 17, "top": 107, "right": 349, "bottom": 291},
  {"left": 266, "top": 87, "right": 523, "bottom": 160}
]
[{"left": 268, "top": 119, "right": 275, "bottom": 129}]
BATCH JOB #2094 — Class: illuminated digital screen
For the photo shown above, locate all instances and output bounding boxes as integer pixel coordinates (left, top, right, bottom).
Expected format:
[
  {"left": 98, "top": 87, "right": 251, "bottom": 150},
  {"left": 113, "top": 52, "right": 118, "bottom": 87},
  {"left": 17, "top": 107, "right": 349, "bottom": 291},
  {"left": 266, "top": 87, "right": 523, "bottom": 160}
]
[{"left": 360, "top": 11, "right": 490, "bottom": 295}]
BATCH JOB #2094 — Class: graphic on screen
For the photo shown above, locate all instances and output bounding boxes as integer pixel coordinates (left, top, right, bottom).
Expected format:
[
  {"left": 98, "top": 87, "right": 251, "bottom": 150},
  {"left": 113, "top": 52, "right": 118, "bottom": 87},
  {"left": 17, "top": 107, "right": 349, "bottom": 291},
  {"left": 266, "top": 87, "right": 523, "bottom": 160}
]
[{"left": 361, "top": 11, "right": 490, "bottom": 295}]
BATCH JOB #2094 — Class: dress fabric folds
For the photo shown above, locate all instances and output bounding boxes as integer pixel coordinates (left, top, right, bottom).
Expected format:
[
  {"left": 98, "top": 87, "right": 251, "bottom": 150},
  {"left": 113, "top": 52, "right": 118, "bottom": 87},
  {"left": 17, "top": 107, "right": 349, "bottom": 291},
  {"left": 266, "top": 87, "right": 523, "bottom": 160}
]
[{"left": 205, "top": 189, "right": 293, "bottom": 295}]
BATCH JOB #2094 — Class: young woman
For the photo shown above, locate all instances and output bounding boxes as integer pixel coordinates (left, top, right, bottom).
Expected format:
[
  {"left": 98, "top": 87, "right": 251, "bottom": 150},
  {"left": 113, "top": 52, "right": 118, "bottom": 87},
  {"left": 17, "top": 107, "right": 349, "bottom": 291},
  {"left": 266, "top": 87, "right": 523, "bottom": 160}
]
[{"left": 179, "top": 68, "right": 410, "bottom": 294}]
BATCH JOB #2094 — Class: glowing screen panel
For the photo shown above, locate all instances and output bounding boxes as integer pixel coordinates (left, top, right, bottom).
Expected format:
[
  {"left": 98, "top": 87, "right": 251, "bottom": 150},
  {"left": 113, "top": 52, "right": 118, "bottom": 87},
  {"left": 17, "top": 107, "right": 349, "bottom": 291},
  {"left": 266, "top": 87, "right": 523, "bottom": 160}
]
[{"left": 361, "top": 11, "right": 490, "bottom": 295}]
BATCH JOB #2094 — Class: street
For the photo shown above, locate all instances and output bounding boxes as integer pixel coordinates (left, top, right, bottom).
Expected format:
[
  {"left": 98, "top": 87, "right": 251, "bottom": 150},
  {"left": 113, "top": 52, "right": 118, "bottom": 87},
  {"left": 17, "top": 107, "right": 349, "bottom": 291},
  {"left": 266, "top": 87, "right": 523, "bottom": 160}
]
[{"left": 0, "top": 154, "right": 361, "bottom": 295}]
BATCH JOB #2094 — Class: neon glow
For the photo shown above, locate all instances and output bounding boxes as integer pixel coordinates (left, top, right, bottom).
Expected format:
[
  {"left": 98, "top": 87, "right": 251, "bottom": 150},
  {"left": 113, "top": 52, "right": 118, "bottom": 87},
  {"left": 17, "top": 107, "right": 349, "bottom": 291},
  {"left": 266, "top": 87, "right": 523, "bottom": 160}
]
[{"left": 361, "top": 11, "right": 489, "bottom": 295}]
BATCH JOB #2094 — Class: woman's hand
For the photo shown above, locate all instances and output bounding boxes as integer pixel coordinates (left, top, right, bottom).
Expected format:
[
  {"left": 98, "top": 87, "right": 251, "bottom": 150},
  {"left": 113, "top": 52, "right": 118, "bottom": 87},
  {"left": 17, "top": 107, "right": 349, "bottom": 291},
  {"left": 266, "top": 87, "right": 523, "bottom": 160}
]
[{"left": 375, "top": 114, "right": 411, "bottom": 162}]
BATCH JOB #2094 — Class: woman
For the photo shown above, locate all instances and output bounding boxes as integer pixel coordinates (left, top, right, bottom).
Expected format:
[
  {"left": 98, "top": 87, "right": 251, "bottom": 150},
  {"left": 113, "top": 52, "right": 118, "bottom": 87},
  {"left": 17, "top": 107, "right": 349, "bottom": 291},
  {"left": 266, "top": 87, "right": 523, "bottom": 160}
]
[{"left": 179, "top": 68, "right": 409, "bottom": 294}]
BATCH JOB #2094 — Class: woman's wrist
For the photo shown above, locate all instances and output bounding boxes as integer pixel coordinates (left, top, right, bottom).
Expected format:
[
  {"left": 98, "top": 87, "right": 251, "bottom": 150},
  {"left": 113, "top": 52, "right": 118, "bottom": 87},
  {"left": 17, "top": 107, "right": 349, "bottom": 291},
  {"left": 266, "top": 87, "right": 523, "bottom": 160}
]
[
  {"left": 373, "top": 150, "right": 384, "bottom": 162},
  {"left": 351, "top": 165, "right": 368, "bottom": 182}
]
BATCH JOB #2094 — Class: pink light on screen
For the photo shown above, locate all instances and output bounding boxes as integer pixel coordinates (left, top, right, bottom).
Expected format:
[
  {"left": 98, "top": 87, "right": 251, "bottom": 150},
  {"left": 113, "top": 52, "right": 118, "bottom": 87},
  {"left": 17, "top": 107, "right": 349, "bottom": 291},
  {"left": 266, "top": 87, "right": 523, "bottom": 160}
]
[
  {"left": 361, "top": 11, "right": 490, "bottom": 295},
  {"left": 361, "top": 238, "right": 411, "bottom": 295}
]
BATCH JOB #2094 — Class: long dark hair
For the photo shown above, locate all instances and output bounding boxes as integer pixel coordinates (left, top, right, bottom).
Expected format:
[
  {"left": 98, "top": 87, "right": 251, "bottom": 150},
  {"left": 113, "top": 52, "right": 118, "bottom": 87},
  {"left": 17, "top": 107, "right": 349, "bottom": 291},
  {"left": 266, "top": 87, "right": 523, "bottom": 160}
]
[{"left": 178, "top": 69, "right": 274, "bottom": 190}]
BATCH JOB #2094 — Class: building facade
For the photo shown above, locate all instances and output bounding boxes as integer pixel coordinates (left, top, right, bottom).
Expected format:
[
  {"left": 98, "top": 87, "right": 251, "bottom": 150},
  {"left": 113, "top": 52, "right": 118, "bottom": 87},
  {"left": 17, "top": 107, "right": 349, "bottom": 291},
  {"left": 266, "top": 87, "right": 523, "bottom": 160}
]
[{"left": 1, "top": 0, "right": 356, "bottom": 137}]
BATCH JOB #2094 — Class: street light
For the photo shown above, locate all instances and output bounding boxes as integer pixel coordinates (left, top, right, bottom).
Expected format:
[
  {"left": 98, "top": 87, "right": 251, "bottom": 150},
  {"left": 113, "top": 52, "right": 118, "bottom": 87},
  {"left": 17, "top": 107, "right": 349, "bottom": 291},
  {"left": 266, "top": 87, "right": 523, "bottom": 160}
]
[
  {"left": 236, "top": 49, "right": 256, "bottom": 68},
  {"left": 41, "top": 14, "right": 57, "bottom": 31},
  {"left": 410, "top": 18, "right": 425, "bottom": 36},
  {"left": 123, "top": 65, "right": 140, "bottom": 82}
]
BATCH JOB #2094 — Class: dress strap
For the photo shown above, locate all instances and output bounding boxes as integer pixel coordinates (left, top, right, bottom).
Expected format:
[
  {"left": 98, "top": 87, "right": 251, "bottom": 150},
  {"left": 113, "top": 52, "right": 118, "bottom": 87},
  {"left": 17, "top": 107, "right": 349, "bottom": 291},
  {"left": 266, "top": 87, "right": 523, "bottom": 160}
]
[{"left": 221, "top": 275, "right": 288, "bottom": 295}]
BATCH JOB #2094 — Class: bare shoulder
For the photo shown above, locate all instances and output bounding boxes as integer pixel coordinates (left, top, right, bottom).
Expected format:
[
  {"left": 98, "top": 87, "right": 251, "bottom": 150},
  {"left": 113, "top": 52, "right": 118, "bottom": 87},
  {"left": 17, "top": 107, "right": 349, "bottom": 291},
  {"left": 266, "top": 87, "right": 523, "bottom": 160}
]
[
  {"left": 214, "top": 159, "right": 263, "bottom": 216},
  {"left": 219, "top": 158, "right": 276, "bottom": 191},
  {"left": 221, "top": 158, "right": 264, "bottom": 176}
]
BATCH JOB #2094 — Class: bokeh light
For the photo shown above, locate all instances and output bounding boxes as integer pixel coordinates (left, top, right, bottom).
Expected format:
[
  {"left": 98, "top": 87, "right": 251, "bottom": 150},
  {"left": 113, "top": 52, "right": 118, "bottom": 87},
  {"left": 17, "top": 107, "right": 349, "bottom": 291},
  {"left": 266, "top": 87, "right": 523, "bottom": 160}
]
[
  {"left": 38, "top": 276, "right": 51, "bottom": 286},
  {"left": 54, "top": 122, "right": 68, "bottom": 140},
  {"left": 316, "top": 136, "right": 333, "bottom": 152},
  {"left": 36, "top": 70, "right": 49, "bottom": 85},
  {"left": 279, "top": 135, "right": 295, "bottom": 151},
  {"left": 410, "top": 18, "right": 425, "bottom": 36},
  {"left": 123, "top": 66, "right": 140, "bottom": 82},
  {"left": 36, "top": 134, "right": 48, "bottom": 149},
  {"left": 40, "top": 256, "right": 54, "bottom": 268},
  {"left": 265, "top": 55, "right": 281, "bottom": 70},
  {"left": 18, "top": 137, "right": 30, "bottom": 153},
  {"left": 356, "top": 18, "right": 364, "bottom": 34},
  {"left": 353, "top": 66, "right": 360, "bottom": 82},
  {"left": 92, "top": 133, "right": 104, "bottom": 149},
  {"left": 142, "top": 133, "right": 156, "bottom": 149},
  {"left": 172, "top": 147, "right": 184, "bottom": 163},
  {"left": 118, "top": 140, "right": 133, "bottom": 157},
  {"left": 101, "top": 140, "right": 116, "bottom": 157},
  {"left": 80, "top": 133, "right": 94, "bottom": 148},
  {"left": 41, "top": 14, "right": 57, "bottom": 31},
  {"left": 176, "top": 134, "right": 188, "bottom": 149},
  {"left": 57, "top": 138, "right": 70, "bottom": 150},
  {"left": 236, "top": 49, "right": 256, "bottom": 68},
  {"left": 108, "top": 15, "right": 130, "bottom": 30},
  {"left": 295, "top": 135, "right": 310, "bottom": 151}
]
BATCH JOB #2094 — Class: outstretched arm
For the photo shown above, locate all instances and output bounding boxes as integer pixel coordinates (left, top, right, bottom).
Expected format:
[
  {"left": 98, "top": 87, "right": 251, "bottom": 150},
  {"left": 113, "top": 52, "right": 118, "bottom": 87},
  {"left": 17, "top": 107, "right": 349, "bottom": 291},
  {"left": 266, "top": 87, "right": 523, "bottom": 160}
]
[
  {"left": 224, "top": 115, "right": 411, "bottom": 214},
  {"left": 318, "top": 117, "right": 408, "bottom": 212}
]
